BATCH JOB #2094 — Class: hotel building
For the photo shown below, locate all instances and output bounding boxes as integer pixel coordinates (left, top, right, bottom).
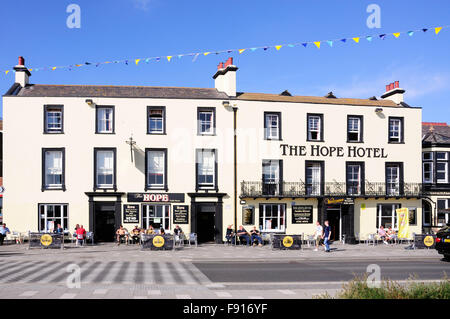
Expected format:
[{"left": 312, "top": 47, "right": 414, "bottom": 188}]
[{"left": 2, "top": 57, "right": 423, "bottom": 243}]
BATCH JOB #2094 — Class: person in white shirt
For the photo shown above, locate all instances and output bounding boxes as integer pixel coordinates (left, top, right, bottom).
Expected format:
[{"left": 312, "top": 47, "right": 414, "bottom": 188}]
[{"left": 314, "top": 221, "right": 323, "bottom": 251}]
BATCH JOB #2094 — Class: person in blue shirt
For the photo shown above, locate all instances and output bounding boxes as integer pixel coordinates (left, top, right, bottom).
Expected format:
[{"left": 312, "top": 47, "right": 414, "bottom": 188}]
[
  {"left": 0, "top": 223, "right": 11, "bottom": 246},
  {"left": 237, "top": 225, "right": 251, "bottom": 246},
  {"left": 323, "top": 220, "right": 331, "bottom": 252},
  {"left": 54, "top": 224, "right": 64, "bottom": 234}
]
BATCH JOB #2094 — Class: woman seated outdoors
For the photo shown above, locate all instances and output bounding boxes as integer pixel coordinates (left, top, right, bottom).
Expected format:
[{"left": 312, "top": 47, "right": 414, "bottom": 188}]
[{"left": 377, "top": 226, "right": 389, "bottom": 245}]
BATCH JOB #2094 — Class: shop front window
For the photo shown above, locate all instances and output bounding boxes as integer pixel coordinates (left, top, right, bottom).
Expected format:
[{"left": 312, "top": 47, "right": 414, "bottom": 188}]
[
  {"left": 437, "top": 199, "right": 450, "bottom": 226},
  {"left": 376, "top": 204, "right": 400, "bottom": 229},
  {"left": 142, "top": 205, "right": 170, "bottom": 230},
  {"left": 259, "top": 204, "right": 285, "bottom": 232},
  {"left": 39, "top": 204, "right": 68, "bottom": 232}
]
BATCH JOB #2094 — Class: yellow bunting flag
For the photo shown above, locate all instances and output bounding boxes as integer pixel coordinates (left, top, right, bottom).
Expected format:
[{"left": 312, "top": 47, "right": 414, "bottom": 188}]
[
  {"left": 314, "top": 41, "right": 321, "bottom": 49},
  {"left": 52, "top": 67, "right": 57, "bottom": 71},
  {"left": 135, "top": 59, "right": 141, "bottom": 65},
  {"left": 275, "top": 45, "right": 282, "bottom": 50},
  {"left": 203, "top": 52, "right": 210, "bottom": 56},
  {"left": 238, "top": 49, "right": 246, "bottom": 54},
  {"left": 29, "top": 68, "right": 33, "bottom": 71},
  {"left": 75, "top": 64, "right": 82, "bottom": 67},
  {"left": 5, "top": 70, "right": 9, "bottom": 75},
  {"left": 393, "top": 33, "right": 401, "bottom": 38},
  {"left": 167, "top": 56, "right": 172, "bottom": 62},
  {"left": 353, "top": 37, "right": 360, "bottom": 43},
  {"left": 435, "top": 27, "right": 442, "bottom": 34}
]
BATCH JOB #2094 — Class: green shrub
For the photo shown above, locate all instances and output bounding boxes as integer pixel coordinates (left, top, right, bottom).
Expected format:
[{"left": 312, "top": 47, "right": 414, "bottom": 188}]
[{"left": 316, "top": 275, "right": 450, "bottom": 299}]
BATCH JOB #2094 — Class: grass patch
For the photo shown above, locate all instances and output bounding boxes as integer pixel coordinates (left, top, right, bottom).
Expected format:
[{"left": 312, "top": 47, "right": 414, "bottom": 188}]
[{"left": 317, "top": 274, "right": 450, "bottom": 299}]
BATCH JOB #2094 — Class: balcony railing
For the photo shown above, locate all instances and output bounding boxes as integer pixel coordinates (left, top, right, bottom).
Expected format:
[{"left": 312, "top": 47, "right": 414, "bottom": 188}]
[{"left": 240, "top": 181, "right": 423, "bottom": 198}]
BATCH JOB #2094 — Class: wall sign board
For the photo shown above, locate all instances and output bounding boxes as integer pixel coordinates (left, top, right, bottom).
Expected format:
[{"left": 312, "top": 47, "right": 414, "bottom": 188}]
[
  {"left": 292, "top": 205, "right": 313, "bottom": 224},
  {"left": 123, "top": 204, "right": 139, "bottom": 223},
  {"left": 173, "top": 205, "right": 189, "bottom": 224}
]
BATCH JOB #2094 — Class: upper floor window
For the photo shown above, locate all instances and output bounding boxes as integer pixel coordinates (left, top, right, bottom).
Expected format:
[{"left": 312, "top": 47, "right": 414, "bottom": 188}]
[
  {"left": 423, "top": 152, "right": 433, "bottom": 183},
  {"left": 197, "top": 107, "right": 215, "bottom": 135},
  {"left": 196, "top": 149, "right": 217, "bottom": 190},
  {"left": 148, "top": 106, "right": 165, "bottom": 134},
  {"left": 146, "top": 149, "right": 167, "bottom": 190},
  {"left": 306, "top": 161, "right": 323, "bottom": 196},
  {"left": 44, "top": 105, "right": 63, "bottom": 134},
  {"left": 96, "top": 106, "right": 114, "bottom": 134},
  {"left": 95, "top": 148, "right": 116, "bottom": 190},
  {"left": 264, "top": 112, "right": 281, "bottom": 140},
  {"left": 386, "top": 163, "right": 403, "bottom": 196},
  {"left": 307, "top": 114, "right": 323, "bottom": 141},
  {"left": 346, "top": 162, "right": 364, "bottom": 195},
  {"left": 436, "top": 152, "right": 448, "bottom": 183},
  {"left": 388, "top": 117, "right": 404, "bottom": 143},
  {"left": 347, "top": 115, "right": 363, "bottom": 142},
  {"left": 42, "top": 148, "right": 65, "bottom": 191},
  {"left": 262, "top": 160, "right": 282, "bottom": 195}
]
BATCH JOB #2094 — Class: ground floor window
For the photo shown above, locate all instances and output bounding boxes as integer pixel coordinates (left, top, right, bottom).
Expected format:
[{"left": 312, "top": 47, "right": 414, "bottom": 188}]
[
  {"left": 437, "top": 199, "right": 450, "bottom": 226},
  {"left": 259, "top": 204, "right": 286, "bottom": 232},
  {"left": 407, "top": 207, "right": 417, "bottom": 226},
  {"left": 39, "top": 204, "right": 68, "bottom": 232},
  {"left": 142, "top": 204, "right": 170, "bottom": 230},
  {"left": 376, "top": 204, "right": 400, "bottom": 229},
  {"left": 422, "top": 201, "right": 432, "bottom": 226}
]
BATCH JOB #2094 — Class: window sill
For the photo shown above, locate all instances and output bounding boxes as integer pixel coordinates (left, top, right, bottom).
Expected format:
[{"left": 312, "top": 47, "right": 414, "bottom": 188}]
[
  {"left": 197, "top": 133, "right": 217, "bottom": 136},
  {"left": 306, "top": 139, "right": 324, "bottom": 143},
  {"left": 388, "top": 141, "right": 405, "bottom": 144},
  {"left": 147, "top": 132, "right": 167, "bottom": 135},
  {"left": 346, "top": 140, "right": 364, "bottom": 143},
  {"left": 42, "top": 187, "right": 65, "bottom": 191},
  {"left": 43, "top": 132, "right": 64, "bottom": 134},
  {"left": 264, "top": 138, "right": 282, "bottom": 141},
  {"left": 95, "top": 132, "right": 115, "bottom": 135}
]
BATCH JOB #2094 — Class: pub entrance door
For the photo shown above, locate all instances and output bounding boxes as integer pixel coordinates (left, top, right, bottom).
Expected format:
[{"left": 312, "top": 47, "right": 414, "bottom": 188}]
[{"left": 325, "top": 205, "right": 341, "bottom": 241}]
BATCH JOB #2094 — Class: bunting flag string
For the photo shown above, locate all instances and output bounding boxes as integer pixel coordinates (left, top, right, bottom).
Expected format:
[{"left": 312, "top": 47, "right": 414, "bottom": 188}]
[{"left": 1, "top": 25, "right": 448, "bottom": 76}]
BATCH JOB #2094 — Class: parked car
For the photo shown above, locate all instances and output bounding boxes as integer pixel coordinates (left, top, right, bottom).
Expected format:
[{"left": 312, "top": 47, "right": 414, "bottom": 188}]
[{"left": 435, "top": 224, "right": 450, "bottom": 260}]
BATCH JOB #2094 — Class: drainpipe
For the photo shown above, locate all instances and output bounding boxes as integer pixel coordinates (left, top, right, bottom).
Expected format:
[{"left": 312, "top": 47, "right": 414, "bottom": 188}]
[{"left": 233, "top": 105, "right": 238, "bottom": 244}]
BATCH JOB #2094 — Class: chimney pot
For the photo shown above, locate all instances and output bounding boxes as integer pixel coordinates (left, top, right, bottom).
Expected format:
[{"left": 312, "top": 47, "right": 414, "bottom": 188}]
[
  {"left": 18, "top": 56, "right": 25, "bottom": 66},
  {"left": 225, "top": 57, "right": 233, "bottom": 67},
  {"left": 386, "top": 84, "right": 390, "bottom": 92},
  {"left": 217, "top": 62, "right": 224, "bottom": 70},
  {"left": 389, "top": 83, "right": 394, "bottom": 91},
  {"left": 394, "top": 81, "right": 399, "bottom": 88}
]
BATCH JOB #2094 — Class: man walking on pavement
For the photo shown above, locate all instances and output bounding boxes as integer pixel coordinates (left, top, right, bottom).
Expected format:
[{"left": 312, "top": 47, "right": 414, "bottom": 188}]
[{"left": 323, "top": 220, "right": 331, "bottom": 252}]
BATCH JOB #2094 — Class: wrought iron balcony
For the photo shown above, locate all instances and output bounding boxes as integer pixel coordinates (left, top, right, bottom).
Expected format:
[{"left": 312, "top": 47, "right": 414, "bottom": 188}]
[{"left": 240, "top": 181, "right": 423, "bottom": 198}]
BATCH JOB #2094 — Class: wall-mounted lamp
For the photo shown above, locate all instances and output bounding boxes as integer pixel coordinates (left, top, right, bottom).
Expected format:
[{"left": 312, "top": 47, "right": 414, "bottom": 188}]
[
  {"left": 222, "top": 101, "right": 230, "bottom": 108},
  {"left": 85, "top": 99, "right": 95, "bottom": 106},
  {"left": 125, "top": 135, "right": 136, "bottom": 162},
  {"left": 375, "top": 107, "right": 383, "bottom": 113}
]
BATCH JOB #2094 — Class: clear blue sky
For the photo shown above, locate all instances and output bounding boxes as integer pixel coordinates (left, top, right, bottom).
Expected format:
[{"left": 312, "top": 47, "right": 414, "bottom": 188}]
[{"left": 1, "top": 0, "right": 449, "bottom": 122}]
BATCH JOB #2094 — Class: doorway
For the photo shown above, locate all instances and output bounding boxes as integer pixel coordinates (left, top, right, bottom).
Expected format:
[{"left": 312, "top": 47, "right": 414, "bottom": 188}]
[
  {"left": 196, "top": 204, "right": 216, "bottom": 243},
  {"left": 94, "top": 202, "right": 117, "bottom": 242},
  {"left": 326, "top": 206, "right": 341, "bottom": 241}
]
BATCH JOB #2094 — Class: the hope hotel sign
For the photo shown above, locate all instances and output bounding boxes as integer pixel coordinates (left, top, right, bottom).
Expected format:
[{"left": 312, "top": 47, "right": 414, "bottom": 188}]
[
  {"left": 280, "top": 144, "right": 388, "bottom": 158},
  {"left": 127, "top": 193, "right": 185, "bottom": 203}
]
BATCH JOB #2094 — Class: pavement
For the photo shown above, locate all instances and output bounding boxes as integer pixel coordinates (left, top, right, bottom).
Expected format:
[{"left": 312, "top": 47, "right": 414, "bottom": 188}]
[{"left": 0, "top": 241, "right": 448, "bottom": 299}]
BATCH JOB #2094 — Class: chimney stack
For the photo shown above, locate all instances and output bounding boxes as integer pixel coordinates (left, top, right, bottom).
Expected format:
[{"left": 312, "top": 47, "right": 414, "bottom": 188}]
[
  {"left": 213, "top": 57, "right": 238, "bottom": 96},
  {"left": 381, "top": 81, "right": 405, "bottom": 104},
  {"left": 14, "top": 56, "right": 31, "bottom": 87}
]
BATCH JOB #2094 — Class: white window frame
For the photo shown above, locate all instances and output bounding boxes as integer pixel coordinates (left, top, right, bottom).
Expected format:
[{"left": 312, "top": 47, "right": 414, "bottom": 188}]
[
  {"left": 347, "top": 164, "right": 361, "bottom": 195},
  {"left": 259, "top": 204, "right": 286, "bottom": 232},
  {"left": 148, "top": 109, "right": 164, "bottom": 134},
  {"left": 422, "top": 152, "right": 433, "bottom": 161},
  {"left": 197, "top": 149, "right": 216, "bottom": 188},
  {"left": 142, "top": 204, "right": 170, "bottom": 230},
  {"left": 386, "top": 165, "right": 400, "bottom": 195},
  {"left": 198, "top": 111, "right": 214, "bottom": 135},
  {"left": 377, "top": 204, "right": 400, "bottom": 230},
  {"left": 97, "top": 107, "right": 114, "bottom": 133},
  {"left": 347, "top": 117, "right": 361, "bottom": 142},
  {"left": 39, "top": 204, "right": 68, "bottom": 232},
  {"left": 389, "top": 118, "right": 402, "bottom": 142},
  {"left": 437, "top": 199, "right": 450, "bottom": 226},
  {"left": 147, "top": 150, "right": 165, "bottom": 188},
  {"left": 44, "top": 151, "right": 63, "bottom": 189},
  {"left": 423, "top": 162, "right": 433, "bottom": 183},
  {"left": 436, "top": 161, "right": 448, "bottom": 183},
  {"left": 46, "top": 109, "right": 62, "bottom": 133},
  {"left": 265, "top": 113, "right": 280, "bottom": 140},
  {"left": 306, "top": 163, "right": 321, "bottom": 195},
  {"left": 96, "top": 150, "right": 114, "bottom": 188},
  {"left": 308, "top": 115, "right": 321, "bottom": 141}
]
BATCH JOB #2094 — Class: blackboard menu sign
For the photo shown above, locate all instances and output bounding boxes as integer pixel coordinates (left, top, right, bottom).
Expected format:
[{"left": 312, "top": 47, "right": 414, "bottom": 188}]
[
  {"left": 292, "top": 205, "right": 313, "bottom": 224},
  {"left": 123, "top": 204, "right": 139, "bottom": 223},
  {"left": 173, "top": 205, "right": 189, "bottom": 224},
  {"left": 242, "top": 206, "right": 255, "bottom": 225}
]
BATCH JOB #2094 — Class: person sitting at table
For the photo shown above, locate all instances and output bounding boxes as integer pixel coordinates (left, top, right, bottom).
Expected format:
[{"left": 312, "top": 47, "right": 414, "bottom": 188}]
[
  {"left": 387, "top": 227, "right": 396, "bottom": 243},
  {"left": 116, "top": 225, "right": 128, "bottom": 245},
  {"left": 146, "top": 225, "right": 155, "bottom": 235},
  {"left": 225, "top": 225, "right": 235, "bottom": 245},
  {"left": 250, "top": 226, "right": 263, "bottom": 247},
  {"left": 378, "top": 226, "right": 389, "bottom": 245},
  {"left": 131, "top": 225, "right": 141, "bottom": 244},
  {"left": 174, "top": 225, "right": 183, "bottom": 243},
  {"left": 159, "top": 227, "right": 165, "bottom": 235},
  {"left": 54, "top": 224, "right": 64, "bottom": 234},
  {"left": 237, "top": 225, "right": 251, "bottom": 246}
]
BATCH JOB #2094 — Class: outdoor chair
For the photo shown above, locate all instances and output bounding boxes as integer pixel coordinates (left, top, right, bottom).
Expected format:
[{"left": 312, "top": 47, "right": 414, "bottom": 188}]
[
  {"left": 306, "top": 235, "right": 315, "bottom": 248},
  {"left": 84, "top": 232, "right": 94, "bottom": 245},
  {"left": 365, "top": 233, "right": 376, "bottom": 246},
  {"left": 188, "top": 233, "right": 198, "bottom": 248},
  {"left": 174, "top": 233, "right": 185, "bottom": 248}
]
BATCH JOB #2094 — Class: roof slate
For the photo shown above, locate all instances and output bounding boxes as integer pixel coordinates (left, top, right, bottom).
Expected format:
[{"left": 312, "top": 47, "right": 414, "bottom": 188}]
[{"left": 422, "top": 123, "right": 450, "bottom": 145}]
